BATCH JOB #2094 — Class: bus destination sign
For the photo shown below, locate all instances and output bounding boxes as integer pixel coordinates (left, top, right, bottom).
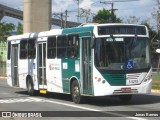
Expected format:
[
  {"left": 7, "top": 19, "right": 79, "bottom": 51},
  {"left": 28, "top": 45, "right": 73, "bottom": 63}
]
[{"left": 98, "top": 25, "right": 146, "bottom": 35}]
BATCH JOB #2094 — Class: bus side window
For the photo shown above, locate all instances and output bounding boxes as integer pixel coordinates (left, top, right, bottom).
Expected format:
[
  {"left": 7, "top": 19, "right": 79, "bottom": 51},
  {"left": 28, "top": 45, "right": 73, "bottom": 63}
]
[
  {"left": 47, "top": 36, "right": 56, "bottom": 59},
  {"left": 57, "top": 35, "right": 67, "bottom": 59},
  {"left": 7, "top": 41, "right": 11, "bottom": 60},
  {"left": 67, "top": 34, "right": 79, "bottom": 58},
  {"left": 28, "top": 38, "right": 36, "bottom": 59},
  {"left": 20, "top": 39, "right": 28, "bottom": 59}
]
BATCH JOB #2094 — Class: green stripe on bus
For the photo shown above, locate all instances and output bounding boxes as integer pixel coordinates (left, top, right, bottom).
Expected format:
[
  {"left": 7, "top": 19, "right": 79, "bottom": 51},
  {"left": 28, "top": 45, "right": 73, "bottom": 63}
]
[{"left": 102, "top": 74, "right": 126, "bottom": 86}]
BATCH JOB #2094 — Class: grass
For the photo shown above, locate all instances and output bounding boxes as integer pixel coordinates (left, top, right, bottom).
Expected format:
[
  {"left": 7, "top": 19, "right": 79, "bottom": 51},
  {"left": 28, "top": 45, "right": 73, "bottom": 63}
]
[{"left": 152, "top": 73, "right": 160, "bottom": 90}]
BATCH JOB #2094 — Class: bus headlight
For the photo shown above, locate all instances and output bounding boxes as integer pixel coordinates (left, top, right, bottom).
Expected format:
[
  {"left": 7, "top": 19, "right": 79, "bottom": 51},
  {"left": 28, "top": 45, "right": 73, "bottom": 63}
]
[
  {"left": 142, "top": 75, "right": 151, "bottom": 83},
  {"left": 102, "top": 80, "right": 106, "bottom": 84}
]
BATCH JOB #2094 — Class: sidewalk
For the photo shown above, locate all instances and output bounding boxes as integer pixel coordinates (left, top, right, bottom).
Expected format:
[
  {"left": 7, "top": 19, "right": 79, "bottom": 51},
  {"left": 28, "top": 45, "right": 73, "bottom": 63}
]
[{"left": 151, "top": 89, "right": 160, "bottom": 94}]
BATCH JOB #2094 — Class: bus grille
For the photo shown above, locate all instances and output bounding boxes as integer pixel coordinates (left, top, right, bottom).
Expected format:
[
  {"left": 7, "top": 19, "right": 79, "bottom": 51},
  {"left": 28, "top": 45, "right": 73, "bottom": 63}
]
[
  {"left": 126, "top": 73, "right": 141, "bottom": 81},
  {"left": 105, "top": 74, "right": 126, "bottom": 86}
]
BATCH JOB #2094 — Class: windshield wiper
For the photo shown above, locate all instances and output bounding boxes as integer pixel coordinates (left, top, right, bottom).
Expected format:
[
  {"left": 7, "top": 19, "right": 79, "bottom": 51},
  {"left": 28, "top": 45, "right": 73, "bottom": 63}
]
[{"left": 109, "top": 34, "right": 117, "bottom": 47}]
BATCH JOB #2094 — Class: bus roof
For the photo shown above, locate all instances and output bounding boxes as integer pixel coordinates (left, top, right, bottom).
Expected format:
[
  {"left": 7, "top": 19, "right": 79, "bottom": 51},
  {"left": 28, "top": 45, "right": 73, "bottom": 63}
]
[
  {"left": 62, "top": 26, "right": 94, "bottom": 34},
  {"left": 7, "top": 29, "right": 62, "bottom": 41},
  {"left": 38, "top": 29, "right": 62, "bottom": 37},
  {"left": 62, "top": 23, "right": 148, "bottom": 36}
]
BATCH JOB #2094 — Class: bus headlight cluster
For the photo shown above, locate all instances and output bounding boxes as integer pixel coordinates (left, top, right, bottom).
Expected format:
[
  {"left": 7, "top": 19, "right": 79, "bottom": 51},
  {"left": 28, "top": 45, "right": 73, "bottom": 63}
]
[
  {"left": 143, "top": 75, "right": 151, "bottom": 83},
  {"left": 95, "top": 77, "right": 106, "bottom": 84}
]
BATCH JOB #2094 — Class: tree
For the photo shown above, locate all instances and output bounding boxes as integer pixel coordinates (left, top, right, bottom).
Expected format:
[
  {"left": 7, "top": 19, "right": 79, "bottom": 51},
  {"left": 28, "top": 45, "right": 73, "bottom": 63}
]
[
  {"left": 93, "top": 8, "right": 122, "bottom": 23},
  {"left": 122, "top": 16, "right": 140, "bottom": 24},
  {"left": 16, "top": 22, "right": 23, "bottom": 35},
  {"left": 0, "top": 22, "right": 15, "bottom": 41}
]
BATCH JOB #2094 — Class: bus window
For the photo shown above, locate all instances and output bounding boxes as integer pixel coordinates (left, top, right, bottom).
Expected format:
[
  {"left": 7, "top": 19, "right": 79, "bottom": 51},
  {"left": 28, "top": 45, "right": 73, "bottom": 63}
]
[
  {"left": 47, "top": 36, "right": 56, "bottom": 59},
  {"left": 28, "top": 38, "right": 36, "bottom": 59},
  {"left": 7, "top": 41, "right": 11, "bottom": 60},
  {"left": 67, "top": 34, "right": 79, "bottom": 58},
  {"left": 57, "top": 35, "right": 67, "bottom": 58},
  {"left": 20, "top": 39, "right": 28, "bottom": 59}
]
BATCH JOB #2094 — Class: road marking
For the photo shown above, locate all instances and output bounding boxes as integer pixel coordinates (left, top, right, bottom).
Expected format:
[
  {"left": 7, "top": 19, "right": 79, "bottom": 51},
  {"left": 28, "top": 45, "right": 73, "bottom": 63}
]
[
  {"left": 0, "top": 97, "right": 45, "bottom": 103},
  {"left": 28, "top": 97, "right": 148, "bottom": 120},
  {"left": 0, "top": 96, "right": 148, "bottom": 120}
]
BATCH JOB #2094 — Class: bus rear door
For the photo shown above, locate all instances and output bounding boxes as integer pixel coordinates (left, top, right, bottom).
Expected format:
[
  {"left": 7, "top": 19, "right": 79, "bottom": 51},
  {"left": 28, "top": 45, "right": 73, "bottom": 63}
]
[
  {"left": 37, "top": 42, "right": 47, "bottom": 92},
  {"left": 11, "top": 44, "right": 19, "bottom": 87}
]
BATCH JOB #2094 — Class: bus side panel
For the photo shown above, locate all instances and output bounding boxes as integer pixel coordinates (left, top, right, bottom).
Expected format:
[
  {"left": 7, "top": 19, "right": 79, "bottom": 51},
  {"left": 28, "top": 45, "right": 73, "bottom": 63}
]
[
  {"left": 27, "top": 59, "right": 39, "bottom": 90},
  {"left": 18, "top": 60, "right": 28, "bottom": 89},
  {"left": 7, "top": 60, "right": 12, "bottom": 87},
  {"left": 46, "top": 59, "right": 63, "bottom": 93},
  {"left": 32, "top": 59, "right": 38, "bottom": 90},
  {"left": 62, "top": 59, "right": 80, "bottom": 93}
]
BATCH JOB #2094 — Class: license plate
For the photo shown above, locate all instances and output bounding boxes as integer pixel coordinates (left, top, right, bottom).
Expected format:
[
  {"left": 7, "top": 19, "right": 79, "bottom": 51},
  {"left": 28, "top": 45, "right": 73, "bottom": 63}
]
[
  {"left": 127, "top": 79, "right": 138, "bottom": 85},
  {"left": 121, "top": 87, "right": 131, "bottom": 93}
]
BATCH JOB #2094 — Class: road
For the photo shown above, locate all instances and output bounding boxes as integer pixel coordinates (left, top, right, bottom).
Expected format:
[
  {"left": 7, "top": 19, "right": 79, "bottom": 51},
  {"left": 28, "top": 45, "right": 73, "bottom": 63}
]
[{"left": 0, "top": 78, "right": 160, "bottom": 120}]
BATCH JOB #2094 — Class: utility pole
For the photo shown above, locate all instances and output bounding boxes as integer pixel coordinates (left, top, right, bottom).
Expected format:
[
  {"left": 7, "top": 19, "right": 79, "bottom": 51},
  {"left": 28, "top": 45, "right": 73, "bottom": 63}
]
[
  {"left": 75, "top": 0, "right": 80, "bottom": 22},
  {"left": 100, "top": 1, "right": 118, "bottom": 23},
  {"left": 65, "top": 10, "right": 68, "bottom": 28},
  {"left": 52, "top": 12, "right": 64, "bottom": 28},
  {"left": 157, "top": 0, "right": 160, "bottom": 33}
]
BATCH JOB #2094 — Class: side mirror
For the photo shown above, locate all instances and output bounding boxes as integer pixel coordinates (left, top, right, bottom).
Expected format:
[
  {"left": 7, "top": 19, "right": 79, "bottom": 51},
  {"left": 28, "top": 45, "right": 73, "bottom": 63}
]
[{"left": 91, "top": 33, "right": 95, "bottom": 49}]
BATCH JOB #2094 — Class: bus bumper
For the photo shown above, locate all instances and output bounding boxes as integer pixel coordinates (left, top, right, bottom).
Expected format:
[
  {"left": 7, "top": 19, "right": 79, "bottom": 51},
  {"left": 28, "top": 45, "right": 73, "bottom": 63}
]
[{"left": 94, "top": 79, "right": 152, "bottom": 96}]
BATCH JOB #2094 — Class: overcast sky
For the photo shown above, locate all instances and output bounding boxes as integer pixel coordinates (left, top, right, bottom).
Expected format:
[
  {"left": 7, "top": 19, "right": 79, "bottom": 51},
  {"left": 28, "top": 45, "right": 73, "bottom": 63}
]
[{"left": 0, "top": 0, "right": 158, "bottom": 29}]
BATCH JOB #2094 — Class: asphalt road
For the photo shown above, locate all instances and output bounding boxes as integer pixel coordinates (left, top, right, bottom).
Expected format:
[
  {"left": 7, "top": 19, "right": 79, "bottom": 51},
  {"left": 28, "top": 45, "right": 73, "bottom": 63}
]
[{"left": 0, "top": 78, "right": 160, "bottom": 120}]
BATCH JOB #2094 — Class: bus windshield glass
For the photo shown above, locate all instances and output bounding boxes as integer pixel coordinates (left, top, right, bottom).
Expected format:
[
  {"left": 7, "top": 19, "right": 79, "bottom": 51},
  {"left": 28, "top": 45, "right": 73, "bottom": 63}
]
[{"left": 94, "top": 37, "right": 150, "bottom": 71}]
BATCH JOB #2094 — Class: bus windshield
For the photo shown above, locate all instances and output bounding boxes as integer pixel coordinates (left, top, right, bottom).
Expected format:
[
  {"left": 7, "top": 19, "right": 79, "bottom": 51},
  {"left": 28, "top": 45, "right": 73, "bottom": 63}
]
[{"left": 94, "top": 37, "right": 151, "bottom": 71}]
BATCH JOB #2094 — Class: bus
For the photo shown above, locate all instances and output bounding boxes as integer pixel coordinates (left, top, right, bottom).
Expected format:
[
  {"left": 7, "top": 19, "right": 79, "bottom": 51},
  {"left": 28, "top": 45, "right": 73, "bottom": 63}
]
[{"left": 7, "top": 23, "right": 152, "bottom": 104}]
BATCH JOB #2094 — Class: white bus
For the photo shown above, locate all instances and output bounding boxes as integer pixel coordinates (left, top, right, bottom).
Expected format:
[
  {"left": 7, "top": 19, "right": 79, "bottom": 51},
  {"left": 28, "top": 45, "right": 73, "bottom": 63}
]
[{"left": 7, "top": 23, "right": 152, "bottom": 104}]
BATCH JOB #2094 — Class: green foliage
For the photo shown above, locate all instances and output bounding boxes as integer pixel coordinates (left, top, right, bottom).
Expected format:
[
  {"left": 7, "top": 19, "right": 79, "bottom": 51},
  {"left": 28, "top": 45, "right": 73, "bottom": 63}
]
[
  {"left": 16, "top": 22, "right": 23, "bottom": 35},
  {"left": 141, "top": 22, "right": 160, "bottom": 52},
  {"left": 93, "top": 8, "right": 122, "bottom": 23},
  {"left": 0, "top": 22, "right": 15, "bottom": 41}
]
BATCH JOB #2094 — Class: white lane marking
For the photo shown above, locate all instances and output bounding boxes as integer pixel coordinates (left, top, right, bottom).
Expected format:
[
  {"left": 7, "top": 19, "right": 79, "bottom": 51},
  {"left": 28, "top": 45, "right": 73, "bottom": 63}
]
[
  {"left": 0, "top": 97, "right": 45, "bottom": 103},
  {"left": 28, "top": 97, "right": 148, "bottom": 120},
  {"left": 1, "top": 93, "right": 10, "bottom": 94}
]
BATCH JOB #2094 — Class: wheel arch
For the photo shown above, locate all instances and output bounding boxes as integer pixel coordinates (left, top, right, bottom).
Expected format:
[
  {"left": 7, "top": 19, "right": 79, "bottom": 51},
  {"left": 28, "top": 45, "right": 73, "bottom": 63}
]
[{"left": 70, "top": 76, "right": 81, "bottom": 94}]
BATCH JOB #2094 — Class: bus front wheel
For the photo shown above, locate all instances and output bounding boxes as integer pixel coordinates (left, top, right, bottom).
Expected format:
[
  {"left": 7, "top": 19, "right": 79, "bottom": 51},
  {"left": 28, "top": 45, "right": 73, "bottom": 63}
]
[{"left": 71, "top": 80, "right": 83, "bottom": 104}]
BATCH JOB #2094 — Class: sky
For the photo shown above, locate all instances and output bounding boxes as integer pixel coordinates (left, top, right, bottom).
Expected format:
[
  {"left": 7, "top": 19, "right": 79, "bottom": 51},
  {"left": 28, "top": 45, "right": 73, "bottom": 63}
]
[{"left": 0, "top": 0, "right": 158, "bottom": 29}]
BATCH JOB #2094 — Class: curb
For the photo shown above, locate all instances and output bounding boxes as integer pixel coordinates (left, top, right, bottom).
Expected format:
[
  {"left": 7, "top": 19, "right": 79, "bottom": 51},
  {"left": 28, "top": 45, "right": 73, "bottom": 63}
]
[
  {"left": 0, "top": 77, "right": 7, "bottom": 79},
  {"left": 151, "top": 89, "right": 160, "bottom": 94}
]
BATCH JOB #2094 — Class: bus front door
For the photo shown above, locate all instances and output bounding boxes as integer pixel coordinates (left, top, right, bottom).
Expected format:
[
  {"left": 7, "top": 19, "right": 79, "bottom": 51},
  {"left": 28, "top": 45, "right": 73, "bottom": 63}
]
[
  {"left": 11, "top": 44, "right": 19, "bottom": 87},
  {"left": 81, "top": 37, "right": 93, "bottom": 95},
  {"left": 38, "top": 43, "right": 47, "bottom": 90}
]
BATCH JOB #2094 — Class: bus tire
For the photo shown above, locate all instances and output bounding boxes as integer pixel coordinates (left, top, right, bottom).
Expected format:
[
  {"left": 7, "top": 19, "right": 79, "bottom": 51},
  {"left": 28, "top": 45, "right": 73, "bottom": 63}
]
[
  {"left": 27, "top": 77, "right": 35, "bottom": 96},
  {"left": 119, "top": 95, "right": 132, "bottom": 102},
  {"left": 71, "top": 80, "right": 83, "bottom": 104}
]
